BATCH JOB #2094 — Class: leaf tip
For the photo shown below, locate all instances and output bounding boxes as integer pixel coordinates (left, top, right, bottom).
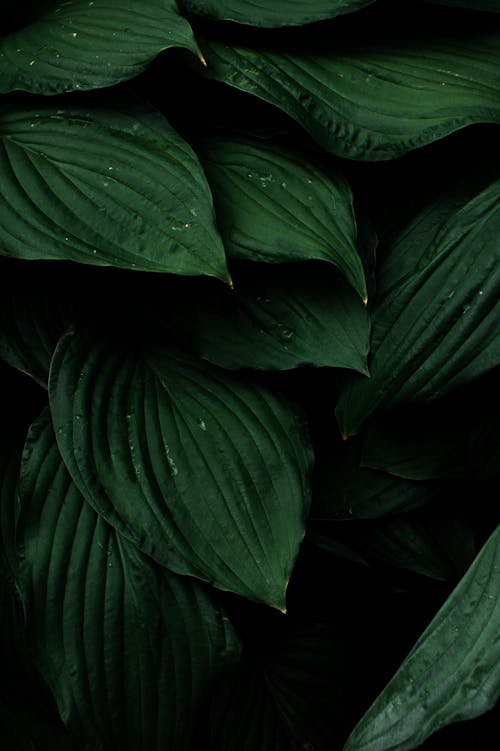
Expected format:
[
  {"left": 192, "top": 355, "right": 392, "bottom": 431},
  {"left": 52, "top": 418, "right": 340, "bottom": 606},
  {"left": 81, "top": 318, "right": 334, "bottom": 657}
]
[
  {"left": 200, "top": 54, "right": 208, "bottom": 68},
  {"left": 363, "top": 296, "right": 368, "bottom": 306}
]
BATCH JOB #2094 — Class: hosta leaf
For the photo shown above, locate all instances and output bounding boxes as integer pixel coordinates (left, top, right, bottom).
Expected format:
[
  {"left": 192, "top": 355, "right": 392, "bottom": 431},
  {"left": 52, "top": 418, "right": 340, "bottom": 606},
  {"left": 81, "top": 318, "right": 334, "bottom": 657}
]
[
  {"left": 0, "top": 93, "right": 228, "bottom": 280},
  {"left": 49, "top": 328, "right": 312, "bottom": 610},
  {"left": 17, "top": 409, "right": 239, "bottom": 751},
  {"left": 344, "top": 525, "right": 500, "bottom": 751},
  {"left": 0, "top": 0, "right": 199, "bottom": 95},
  {"left": 179, "top": 0, "right": 377, "bottom": 27},
  {"left": 200, "top": 17, "right": 500, "bottom": 161},
  {"left": 139, "top": 263, "right": 370, "bottom": 374},
  {"left": 336, "top": 179, "right": 500, "bottom": 436},
  {"left": 0, "top": 263, "right": 82, "bottom": 388},
  {"left": 194, "top": 134, "right": 367, "bottom": 299}
]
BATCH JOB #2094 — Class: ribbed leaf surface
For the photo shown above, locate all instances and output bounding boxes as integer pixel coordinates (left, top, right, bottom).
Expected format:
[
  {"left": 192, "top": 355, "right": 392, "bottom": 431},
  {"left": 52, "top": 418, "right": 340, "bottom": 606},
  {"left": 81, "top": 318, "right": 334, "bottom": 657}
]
[
  {"left": 344, "top": 525, "right": 500, "bottom": 751},
  {"left": 0, "top": 94, "right": 228, "bottom": 279},
  {"left": 337, "top": 180, "right": 500, "bottom": 436},
  {"left": 140, "top": 264, "right": 370, "bottom": 374},
  {"left": 179, "top": 0, "right": 377, "bottom": 27},
  {"left": 17, "top": 409, "right": 239, "bottom": 751},
  {"left": 200, "top": 20, "right": 500, "bottom": 160},
  {"left": 195, "top": 134, "right": 366, "bottom": 299},
  {"left": 0, "top": 0, "right": 199, "bottom": 94},
  {"left": 49, "top": 328, "right": 313, "bottom": 610}
]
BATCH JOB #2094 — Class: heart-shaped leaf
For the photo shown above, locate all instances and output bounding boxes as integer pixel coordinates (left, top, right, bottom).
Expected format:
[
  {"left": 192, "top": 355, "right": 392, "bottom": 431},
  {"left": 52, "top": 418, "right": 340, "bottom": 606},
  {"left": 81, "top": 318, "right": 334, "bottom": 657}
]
[
  {"left": 337, "top": 179, "right": 500, "bottom": 436},
  {"left": 17, "top": 409, "right": 240, "bottom": 751},
  {"left": 0, "top": 0, "right": 200, "bottom": 95},
  {"left": 344, "top": 525, "right": 500, "bottom": 751},
  {"left": 200, "top": 17, "right": 500, "bottom": 161},
  {"left": 0, "top": 92, "right": 228, "bottom": 280},
  {"left": 194, "top": 134, "right": 367, "bottom": 299},
  {"left": 49, "top": 328, "right": 313, "bottom": 610},
  {"left": 179, "top": 0, "right": 377, "bottom": 27}
]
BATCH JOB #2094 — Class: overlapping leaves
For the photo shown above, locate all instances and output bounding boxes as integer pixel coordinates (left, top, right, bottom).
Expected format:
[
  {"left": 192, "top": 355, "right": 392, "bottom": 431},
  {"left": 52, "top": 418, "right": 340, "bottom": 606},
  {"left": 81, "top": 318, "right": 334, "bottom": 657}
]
[
  {"left": 49, "top": 327, "right": 313, "bottom": 610},
  {"left": 17, "top": 409, "right": 239, "bottom": 750}
]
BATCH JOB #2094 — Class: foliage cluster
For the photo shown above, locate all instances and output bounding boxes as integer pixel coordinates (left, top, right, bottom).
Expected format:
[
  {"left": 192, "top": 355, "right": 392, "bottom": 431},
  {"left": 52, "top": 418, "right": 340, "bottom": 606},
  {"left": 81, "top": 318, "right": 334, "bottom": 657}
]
[{"left": 0, "top": 1, "right": 499, "bottom": 749}]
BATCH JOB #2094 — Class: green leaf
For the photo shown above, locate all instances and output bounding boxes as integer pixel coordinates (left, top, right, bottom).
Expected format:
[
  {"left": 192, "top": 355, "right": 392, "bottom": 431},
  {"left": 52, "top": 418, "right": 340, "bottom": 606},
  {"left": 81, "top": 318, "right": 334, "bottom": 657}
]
[
  {"left": 194, "top": 134, "right": 367, "bottom": 299},
  {"left": 0, "top": 0, "right": 200, "bottom": 95},
  {"left": 0, "top": 92, "right": 228, "bottom": 280},
  {"left": 139, "top": 263, "right": 370, "bottom": 374},
  {"left": 179, "top": 0, "right": 377, "bottom": 27},
  {"left": 344, "top": 525, "right": 500, "bottom": 751},
  {"left": 0, "top": 263, "right": 82, "bottom": 388},
  {"left": 336, "top": 179, "right": 500, "bottom": 436},
  {"left": 200, "top": 17, "right": 500, "bottom": 161},
  {"left": 49, "top": 328, "right": 313, "bottom": 610},
  {"left": 17, "top": 409, "right": 239, "bottom": 751}
]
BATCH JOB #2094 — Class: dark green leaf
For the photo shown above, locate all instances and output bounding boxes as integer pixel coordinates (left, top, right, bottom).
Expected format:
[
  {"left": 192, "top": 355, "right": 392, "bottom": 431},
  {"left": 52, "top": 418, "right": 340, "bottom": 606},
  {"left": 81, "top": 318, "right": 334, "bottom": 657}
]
[
  {"left": 179, "top": 0, "right": 377, "bottom": 27},
  {"left": 337, "top": 179, "right": 500, "bottom": 436},
  {"left": 49, "top": 328, "right": 313, "bottom": 610},
  {"left": 0, "top": 92, "right": 228, "bottom": 280},
  {"left": 194, "top": 134, "right": 367, "bottom": 299},
  {"left": 140, "top": 263, "right": 370, "bottom": 374},
  {"left": 344, "top": 525, "right": 500, "bottom": 751},
  {"left": 0, "top": 0, "right": 200, "bottom": 95},
  {"left": 17, "top": 409, "right": 239, "bottom": 751},
  {"left": 200, "top": 18, "right": 500, "bottom": 161}
]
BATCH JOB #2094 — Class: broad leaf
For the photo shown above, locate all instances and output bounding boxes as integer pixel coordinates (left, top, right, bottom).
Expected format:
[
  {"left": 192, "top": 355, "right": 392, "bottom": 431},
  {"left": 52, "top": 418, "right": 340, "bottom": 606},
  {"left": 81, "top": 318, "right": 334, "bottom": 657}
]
[
  {"left": 17, "top": 409, "right": 239, "bottom": 751},
  {"left": 344, "top": 525, "right": 500, "bottom": 751},
  {"left": 138, "top": 263, "right": 370, "bottom": 374},
  {"left": 0, "top": 0, "right": 199, "bottom": 95},
  {"left": 336, "top": 179, "right": 500, "bottom": 436},
  {"left": 49, "top": 328, "right": 313, "bottom": 610},
  {"left": 179, "top": 0, "right": 377, "bottom": 27},
  {"left": 0, "top": 93, "right": 228, "bottom": 280},
  {"left": 200, "top": 18, "right": 500, "bottom": 161},
  {"left": 194, "top": 134, "right": 367, "bottom": 299}
]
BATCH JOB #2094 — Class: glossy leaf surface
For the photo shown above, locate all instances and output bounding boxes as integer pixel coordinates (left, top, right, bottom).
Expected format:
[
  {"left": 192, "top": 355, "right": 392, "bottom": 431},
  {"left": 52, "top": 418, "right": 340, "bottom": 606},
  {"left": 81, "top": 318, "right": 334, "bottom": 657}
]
[
  {"left": 337, "top": 180, "right": 500, "bottom": 436},
  {"left": 344, "top": 525, "right": 500, "bottom": 751},
  {"left": 179, "top": 0, "right": 377, "bottom": 27},
  {"left": 0, "top": 93, "right": 228, "bottom": 279},
  {"left": 200, "top": 19, "right": 500, "bottom": 161},
  {"left": 17, "top": 409, "right": 239, "bottom": 751},
  {"left": 0, "top": 0, "right": 199, "bottom": 95},
  {"left": 49, "top": 329, "right": 313, "bottom": 610},
  {"left": 139, "top": 263, "right": 370, "bottom": 374},
  {"left": 195, "top": 134, "right": 366, "bottom": 299}
]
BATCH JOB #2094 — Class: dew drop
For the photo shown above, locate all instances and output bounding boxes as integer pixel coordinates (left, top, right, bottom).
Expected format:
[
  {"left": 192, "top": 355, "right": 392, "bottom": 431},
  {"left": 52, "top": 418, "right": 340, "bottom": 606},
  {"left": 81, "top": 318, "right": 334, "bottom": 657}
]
[
  {"left": 72, "top": 32, "right": 78, "bottom": 37},
  {"left": 197, "top": 418, "right": 207, "bottom": 431}
]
